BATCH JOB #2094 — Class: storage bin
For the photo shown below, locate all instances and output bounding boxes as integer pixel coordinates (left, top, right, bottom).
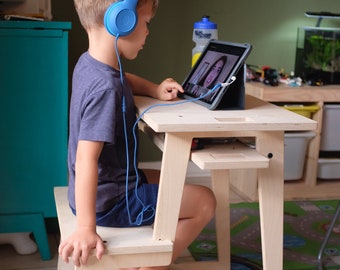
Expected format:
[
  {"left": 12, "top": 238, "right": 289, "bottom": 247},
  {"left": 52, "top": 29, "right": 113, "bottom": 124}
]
[
  {"left": 318, "top": 158, "right": 340, "bottom": 179},
  {"left": 284, "top": 131, "right": 315, "bottom": 181},
  {"left": 320, "top": 104, "right": 340, "bottom": 151},
  {"left": 282, "top": 104, "right": 319, "bottom": 118}
]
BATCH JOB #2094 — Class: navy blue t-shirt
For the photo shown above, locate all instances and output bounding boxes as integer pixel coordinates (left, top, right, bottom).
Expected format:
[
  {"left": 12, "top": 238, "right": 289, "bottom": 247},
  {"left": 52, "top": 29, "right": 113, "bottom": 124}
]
[{"left": 68, "top": 52, "right": 139, "bottom": 213}]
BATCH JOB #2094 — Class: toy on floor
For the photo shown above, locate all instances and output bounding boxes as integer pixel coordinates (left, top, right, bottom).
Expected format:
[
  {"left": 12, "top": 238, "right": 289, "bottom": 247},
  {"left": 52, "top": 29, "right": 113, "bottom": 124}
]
[{"left": 0, "top": 232, "right": 38, "bottom": 255}]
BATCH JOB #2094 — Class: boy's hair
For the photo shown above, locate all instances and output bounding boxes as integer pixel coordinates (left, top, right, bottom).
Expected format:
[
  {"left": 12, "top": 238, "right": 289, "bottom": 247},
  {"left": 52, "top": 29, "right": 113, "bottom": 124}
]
[{"left": 74, "top": 0, "right": 159, "bottom": 31}]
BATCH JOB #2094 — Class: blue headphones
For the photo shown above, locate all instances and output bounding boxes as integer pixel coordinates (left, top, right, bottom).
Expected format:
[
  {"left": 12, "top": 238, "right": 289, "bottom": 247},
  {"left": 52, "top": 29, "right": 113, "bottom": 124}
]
[{"left": 104, "top": 0, "right": 138, "bottom": 37}]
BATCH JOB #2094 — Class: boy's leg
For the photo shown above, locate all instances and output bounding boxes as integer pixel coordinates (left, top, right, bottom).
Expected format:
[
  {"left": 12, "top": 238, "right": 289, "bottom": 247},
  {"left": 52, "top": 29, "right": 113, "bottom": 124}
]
[
  {"left": 172, "top": 184, "right": 216, "bottom": 260},
  {"left": 140, "top": 184, "right": 216, "bottom": 270}
]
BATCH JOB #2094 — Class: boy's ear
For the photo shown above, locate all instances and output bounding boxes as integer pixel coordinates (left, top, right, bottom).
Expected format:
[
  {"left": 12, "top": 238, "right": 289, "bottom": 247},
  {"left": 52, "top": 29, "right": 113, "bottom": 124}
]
[{"left": 104, "top": 0, "right": 138, "bottom": 37}]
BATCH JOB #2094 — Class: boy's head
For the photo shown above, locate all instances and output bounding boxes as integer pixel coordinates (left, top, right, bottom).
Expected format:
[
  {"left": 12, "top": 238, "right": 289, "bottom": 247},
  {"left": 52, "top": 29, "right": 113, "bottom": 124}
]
[{"left": 74, "top": 0, "right": 159, "bottom": 32}]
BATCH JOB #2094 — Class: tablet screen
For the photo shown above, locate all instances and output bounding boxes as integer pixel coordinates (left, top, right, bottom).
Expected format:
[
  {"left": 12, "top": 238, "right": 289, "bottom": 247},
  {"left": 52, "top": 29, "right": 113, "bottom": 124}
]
[{"left": 182, "top": 40, "right": 251, "bottom": 108}]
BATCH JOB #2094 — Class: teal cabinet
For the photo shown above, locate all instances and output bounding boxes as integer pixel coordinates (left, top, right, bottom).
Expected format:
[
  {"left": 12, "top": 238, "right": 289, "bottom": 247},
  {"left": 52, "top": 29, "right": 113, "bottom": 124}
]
[{"left": 0, "top": 21, "right": 71, "bottom": 260}]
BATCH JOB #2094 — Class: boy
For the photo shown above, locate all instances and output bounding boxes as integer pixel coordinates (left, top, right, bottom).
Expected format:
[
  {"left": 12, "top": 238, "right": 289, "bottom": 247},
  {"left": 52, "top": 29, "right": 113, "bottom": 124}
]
[{"left": 58, "top": 0, "right": 216, "bottom": 269}]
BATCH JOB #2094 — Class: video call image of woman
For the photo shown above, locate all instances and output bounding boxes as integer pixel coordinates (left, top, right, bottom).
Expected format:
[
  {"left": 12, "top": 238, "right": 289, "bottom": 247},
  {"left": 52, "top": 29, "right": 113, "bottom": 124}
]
[
  {"left": 198, "top": 55, "right": 227, "bottom": 88},
  {"left": 188, "top": 55, "right": 228, "bottom": 102}
]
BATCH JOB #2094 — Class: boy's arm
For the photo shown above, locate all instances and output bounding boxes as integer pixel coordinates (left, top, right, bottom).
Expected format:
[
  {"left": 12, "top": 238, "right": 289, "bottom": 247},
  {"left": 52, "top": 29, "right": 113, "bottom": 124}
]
[
  {"left": 59, "top": 140, "right": 105, "bottom": 267},
  {"left": 126, "top": 72, "right": 184, "bottom": 101},
  {"left": 74, "top": 140, "right": 101, "bottom": 236}
]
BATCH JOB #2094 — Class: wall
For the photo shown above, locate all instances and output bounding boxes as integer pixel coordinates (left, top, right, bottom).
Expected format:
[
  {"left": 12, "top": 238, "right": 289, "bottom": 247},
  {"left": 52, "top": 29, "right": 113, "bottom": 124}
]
[
  {"left": 125, "top": 0, "right": 340, "bottom": 81},
  {"left": 52, "top": 0, "right": 340, "bottom": 161}
]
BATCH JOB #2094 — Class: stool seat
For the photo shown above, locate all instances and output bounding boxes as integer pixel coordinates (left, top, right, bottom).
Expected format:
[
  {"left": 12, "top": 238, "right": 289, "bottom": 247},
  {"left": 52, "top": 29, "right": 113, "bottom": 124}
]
[{"left": 54, "top": 187, "right": 173, "bottom": 269}]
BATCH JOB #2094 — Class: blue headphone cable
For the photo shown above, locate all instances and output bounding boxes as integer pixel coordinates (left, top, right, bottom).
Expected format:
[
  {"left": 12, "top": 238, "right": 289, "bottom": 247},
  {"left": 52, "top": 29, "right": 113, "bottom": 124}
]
[{"left": 115, "top": 36, "right": 236, "bottom": 225}]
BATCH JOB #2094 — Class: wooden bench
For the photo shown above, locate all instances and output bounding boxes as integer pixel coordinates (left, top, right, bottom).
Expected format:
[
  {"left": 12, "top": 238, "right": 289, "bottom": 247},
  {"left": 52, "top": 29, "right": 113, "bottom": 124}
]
[{"left": 54, "top": 187, "right": 173, "bottom": 270}]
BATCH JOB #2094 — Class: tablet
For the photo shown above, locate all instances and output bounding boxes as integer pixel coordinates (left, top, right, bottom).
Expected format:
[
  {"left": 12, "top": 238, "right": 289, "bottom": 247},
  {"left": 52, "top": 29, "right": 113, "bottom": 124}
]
[{"left": 181, "top": 40, "right": 252, "bottom": 110}]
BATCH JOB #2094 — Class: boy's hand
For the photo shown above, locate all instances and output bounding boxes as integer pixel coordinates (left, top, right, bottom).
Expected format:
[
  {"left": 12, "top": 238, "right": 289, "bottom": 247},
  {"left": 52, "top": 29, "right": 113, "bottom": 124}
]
[
  {"left": 155, "top": 78, "right": 184, "bottom": 101},
  {"left": 58, "top": 227, "right": 105, "bottom": 267}
]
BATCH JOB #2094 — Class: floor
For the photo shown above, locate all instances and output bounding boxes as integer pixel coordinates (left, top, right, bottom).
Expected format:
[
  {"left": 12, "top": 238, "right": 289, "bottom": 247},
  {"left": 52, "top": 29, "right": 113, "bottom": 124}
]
[{"left": 0, "top": 232, "right": 59, "bottom": 270}]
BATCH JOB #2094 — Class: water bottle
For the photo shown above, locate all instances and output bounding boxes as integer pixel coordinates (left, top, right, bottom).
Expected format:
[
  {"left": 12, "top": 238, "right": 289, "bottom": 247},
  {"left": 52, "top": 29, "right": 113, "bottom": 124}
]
[{"left": 192, "top": 16, "right": 218, "bottom": 67}]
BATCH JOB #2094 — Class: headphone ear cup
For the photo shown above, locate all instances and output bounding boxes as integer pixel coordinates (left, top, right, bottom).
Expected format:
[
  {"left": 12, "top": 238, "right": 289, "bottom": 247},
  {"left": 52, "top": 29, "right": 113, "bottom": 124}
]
[{"left": 104, "top": 0, "right": 138, "bottom": 37}]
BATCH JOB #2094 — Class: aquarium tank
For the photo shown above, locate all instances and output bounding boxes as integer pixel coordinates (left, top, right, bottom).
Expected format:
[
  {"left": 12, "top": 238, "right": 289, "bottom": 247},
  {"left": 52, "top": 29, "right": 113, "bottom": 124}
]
[{"left": 294, "top": 27, "right": 340, "bottom": 84}]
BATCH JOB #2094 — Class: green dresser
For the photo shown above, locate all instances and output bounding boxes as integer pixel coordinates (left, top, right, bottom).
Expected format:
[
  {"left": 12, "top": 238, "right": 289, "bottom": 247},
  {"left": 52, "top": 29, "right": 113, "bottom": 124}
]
[{"left": 0, "top": 21, "right": 71, "bottom": 260}]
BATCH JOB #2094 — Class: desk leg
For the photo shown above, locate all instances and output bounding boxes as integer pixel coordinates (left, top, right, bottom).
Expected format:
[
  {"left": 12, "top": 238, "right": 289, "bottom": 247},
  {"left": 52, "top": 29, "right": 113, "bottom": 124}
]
[
  {"left": 211, "top": 169, "right": 230, "bottom": 268},
  {"left": 257, "top": 131, "right": 284, "bottom": 270},
  {"left": 153, "top": 133, "right": 192, "bottom": 242}
]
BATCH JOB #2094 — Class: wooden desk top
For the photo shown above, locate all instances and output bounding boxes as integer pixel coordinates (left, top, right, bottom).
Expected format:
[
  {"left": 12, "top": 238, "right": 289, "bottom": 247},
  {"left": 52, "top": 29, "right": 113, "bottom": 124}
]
[
  {"left": 246, "top": 82, "right": 340, "bottom": 102},
  {"left": 134, "top": 95, "right": 317, "bottom": 133}
]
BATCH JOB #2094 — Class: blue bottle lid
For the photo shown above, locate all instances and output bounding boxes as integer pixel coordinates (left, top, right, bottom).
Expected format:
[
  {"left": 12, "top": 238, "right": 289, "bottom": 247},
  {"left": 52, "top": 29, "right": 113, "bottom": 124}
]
[{"left": 194, "top": 16, "right": 217, "bottom": 29}]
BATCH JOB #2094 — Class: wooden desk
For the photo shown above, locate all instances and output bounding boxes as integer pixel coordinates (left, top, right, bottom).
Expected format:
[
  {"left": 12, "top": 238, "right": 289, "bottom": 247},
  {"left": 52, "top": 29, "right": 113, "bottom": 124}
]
[
  {"left": 135, "top": 95, "right": 316, "bottom": 270},
  {"left": 246, "top": 82, "right": 340, "bottom": 200}
]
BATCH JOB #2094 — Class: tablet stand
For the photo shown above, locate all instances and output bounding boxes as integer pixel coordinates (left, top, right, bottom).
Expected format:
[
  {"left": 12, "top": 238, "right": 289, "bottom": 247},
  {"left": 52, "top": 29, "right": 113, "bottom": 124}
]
[{"left": 215, "top": 64, "right": 246, "bottom": 110}]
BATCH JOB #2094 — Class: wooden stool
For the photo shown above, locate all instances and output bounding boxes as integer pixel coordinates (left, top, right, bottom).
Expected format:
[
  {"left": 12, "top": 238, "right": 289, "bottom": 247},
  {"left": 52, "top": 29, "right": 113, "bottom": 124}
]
[
  {"left": 54, "top": 187, "right": 173, "bottom": 270},
  {"left": 171, "top": 141, "right": 269, "bottom": 270}
]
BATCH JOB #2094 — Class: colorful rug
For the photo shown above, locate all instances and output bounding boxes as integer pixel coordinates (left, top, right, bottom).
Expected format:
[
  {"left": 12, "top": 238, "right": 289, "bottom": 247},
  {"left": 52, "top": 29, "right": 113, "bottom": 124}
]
[{"left": 189, "top": 200, "right": 340, "bottom": 270}]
